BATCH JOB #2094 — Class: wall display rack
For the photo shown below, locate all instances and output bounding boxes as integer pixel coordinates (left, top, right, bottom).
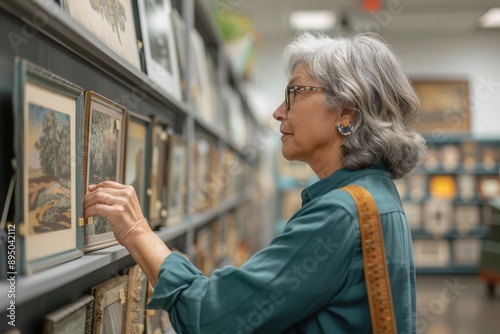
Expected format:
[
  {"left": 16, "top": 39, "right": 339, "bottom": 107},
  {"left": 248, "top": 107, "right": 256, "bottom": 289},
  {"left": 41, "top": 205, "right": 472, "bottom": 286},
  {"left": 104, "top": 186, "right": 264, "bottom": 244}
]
[
  {"left": 0, "top": 0, "right": 263, "bottom": 332},
  {"left": 397, "top": 136, "right": 500, "bottom": 274}
]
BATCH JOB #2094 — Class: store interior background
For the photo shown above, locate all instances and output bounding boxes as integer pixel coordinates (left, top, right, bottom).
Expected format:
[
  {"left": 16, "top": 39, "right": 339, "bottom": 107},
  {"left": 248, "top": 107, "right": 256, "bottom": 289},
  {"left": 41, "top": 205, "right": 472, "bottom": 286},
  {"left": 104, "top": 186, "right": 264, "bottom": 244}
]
[{"left": 216, "top": 0, "right": 500, "bottom": 333}]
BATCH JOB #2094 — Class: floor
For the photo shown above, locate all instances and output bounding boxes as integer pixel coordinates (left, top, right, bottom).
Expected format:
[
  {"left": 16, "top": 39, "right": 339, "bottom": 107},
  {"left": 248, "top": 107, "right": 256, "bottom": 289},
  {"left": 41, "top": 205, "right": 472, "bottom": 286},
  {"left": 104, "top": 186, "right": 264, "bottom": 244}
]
[{"left": 416, "top": 275, "right": 500, "bottom": 334}]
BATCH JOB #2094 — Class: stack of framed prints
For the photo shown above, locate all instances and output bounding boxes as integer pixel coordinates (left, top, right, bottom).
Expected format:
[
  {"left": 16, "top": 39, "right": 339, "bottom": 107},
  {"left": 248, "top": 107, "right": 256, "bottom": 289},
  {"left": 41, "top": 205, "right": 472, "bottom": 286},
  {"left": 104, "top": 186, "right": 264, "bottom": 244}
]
[
  {"left": 13, "top": 59, "right": 84, "bottom": 275},
  {"left": 82, "top": 91, "right": 126, "bottom": 252}
]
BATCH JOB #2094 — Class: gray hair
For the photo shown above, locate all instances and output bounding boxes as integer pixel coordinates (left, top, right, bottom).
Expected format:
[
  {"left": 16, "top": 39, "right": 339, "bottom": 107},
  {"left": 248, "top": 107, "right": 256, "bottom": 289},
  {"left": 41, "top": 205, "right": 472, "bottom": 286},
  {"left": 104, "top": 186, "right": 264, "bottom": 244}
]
[{"left": 283, "top": 32, "right": 427, "bottom": 179}]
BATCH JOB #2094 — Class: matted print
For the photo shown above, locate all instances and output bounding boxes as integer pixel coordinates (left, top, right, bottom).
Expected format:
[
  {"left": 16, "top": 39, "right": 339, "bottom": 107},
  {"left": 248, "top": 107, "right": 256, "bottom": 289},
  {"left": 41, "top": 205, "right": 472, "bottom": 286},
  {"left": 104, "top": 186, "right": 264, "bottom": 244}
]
[
  {"left": 166, "top": 135, "right": 187, "bottom": 226},
  {"left": 62, "top": 0, "right": 141, "bottom": 69},
  {"left": 83, "top": 91, "right": 125, "bottom": 252},
  {"left": 125, "top": 112, "right": 151, "bottom": 217},
  {"left": 138, "top": 0, "right": 182, "bottom": 101},
  {"left": 148, "top": 120, "right": 169, "bottom": 229},
  {"left": 13, "top": 58, "right": 84, "bottom": 275},
  {"left": 44, "top": 295, "right": 94, "bottom": 334},
  {"left": 91, "top": 275, "right": 128, "bottom": 334}
]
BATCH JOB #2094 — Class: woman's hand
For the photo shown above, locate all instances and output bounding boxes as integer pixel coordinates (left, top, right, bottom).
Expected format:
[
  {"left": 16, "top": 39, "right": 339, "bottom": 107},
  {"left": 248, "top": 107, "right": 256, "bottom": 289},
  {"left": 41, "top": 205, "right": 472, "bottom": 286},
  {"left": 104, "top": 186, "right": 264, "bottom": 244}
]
[{"left": 84, "top": 181, "right": 151, "bottom": 247}]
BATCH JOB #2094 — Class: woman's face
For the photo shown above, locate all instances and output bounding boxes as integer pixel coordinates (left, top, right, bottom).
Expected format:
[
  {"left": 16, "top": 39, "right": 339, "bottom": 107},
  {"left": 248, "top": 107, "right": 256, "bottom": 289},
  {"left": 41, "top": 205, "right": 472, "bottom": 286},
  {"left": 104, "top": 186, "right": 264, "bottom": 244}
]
[{"left": 273, "top": 64, "right": 341, "bottom": 166}]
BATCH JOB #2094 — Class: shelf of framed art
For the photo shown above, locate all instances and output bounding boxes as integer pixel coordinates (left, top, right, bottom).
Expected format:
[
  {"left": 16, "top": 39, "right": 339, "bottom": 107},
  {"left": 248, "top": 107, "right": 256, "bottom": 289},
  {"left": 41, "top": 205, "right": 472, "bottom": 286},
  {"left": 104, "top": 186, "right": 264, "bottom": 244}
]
[
  {"left": 410, "top": 226, "right": 489, "bottom": 240},
  {"left": 0, "top": 0, "right": 190, "bottom": 117}
]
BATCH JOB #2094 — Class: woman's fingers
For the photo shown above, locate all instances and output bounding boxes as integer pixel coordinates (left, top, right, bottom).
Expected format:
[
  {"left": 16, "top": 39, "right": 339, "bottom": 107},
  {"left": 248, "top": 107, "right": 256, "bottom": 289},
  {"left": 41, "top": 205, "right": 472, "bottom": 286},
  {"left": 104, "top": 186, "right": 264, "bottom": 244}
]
[{"left": 88, "top": 180, "right": 128, "bottom": 192}]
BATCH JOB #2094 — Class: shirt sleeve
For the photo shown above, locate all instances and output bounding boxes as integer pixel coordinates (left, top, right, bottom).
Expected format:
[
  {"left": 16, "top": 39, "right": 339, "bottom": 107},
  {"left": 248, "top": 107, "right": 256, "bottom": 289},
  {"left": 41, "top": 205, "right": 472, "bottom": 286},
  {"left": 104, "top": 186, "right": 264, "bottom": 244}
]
[{"left": 147, "top": 199, "right": 358, "bottom": 334}]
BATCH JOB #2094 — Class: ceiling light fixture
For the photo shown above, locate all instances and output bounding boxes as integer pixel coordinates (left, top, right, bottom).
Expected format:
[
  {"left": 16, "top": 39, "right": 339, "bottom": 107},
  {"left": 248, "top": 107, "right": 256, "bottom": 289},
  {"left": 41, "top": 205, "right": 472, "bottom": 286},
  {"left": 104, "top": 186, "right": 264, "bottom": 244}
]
[
  {"left": 289, "top": 10, "right": 336, "bottom": 31},
  {"left": 479, "top": 8, "right": 500, "bottom": 28}
]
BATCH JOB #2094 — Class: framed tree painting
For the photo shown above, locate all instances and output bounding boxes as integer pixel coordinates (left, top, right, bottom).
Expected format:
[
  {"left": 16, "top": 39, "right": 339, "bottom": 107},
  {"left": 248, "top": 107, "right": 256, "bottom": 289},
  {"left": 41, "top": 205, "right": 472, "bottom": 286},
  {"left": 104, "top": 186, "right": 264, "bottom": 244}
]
[
  {"left": 13, "top": 58, "right": 84, "bottom": 275},
  {"left": 138, "top": 0, "right": 182, "bottom": 101},
  {"left": 91, "top": 275, "right": 128, "bottom": 334},
  {"left": 166, "top": 135, "right": 187, "bottom": 226},
  {"left": 44, "top": 295, "right": 94, "bottom": 334},
  {"left": 61, "top": 0, "right": 141, "bottom": 70},
  {"left": 124, "top": 265, "right": 148, "bottom": 334},
  {"left": 83, "top": 91, "right": 125, "bottom": 252},
  {"left": 148, "top": 119, "right": 169, "bottom": 229},
  {"left": 125, "top": 112, "right": 151, "bottom": 218},
  {"left": 411, "top": 80, "right": 470, "bottom": 134}
]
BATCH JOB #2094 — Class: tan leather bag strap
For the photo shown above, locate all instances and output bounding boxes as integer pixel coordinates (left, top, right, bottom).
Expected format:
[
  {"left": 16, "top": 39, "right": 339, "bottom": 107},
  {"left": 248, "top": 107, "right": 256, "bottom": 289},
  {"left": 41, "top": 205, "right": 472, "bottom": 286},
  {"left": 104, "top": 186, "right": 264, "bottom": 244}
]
[{"left": 341, "top": 185, "right": 397, "bottom": 334}]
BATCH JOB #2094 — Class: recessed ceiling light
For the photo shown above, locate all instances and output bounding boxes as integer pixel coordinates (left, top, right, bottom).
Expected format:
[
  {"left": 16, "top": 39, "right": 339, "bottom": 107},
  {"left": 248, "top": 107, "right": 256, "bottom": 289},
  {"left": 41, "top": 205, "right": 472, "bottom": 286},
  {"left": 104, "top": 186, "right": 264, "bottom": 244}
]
[
  {"left": 289, "top": 10, "right": 336, "bottom": 31},
  {"left": 479, "top": 8, "right": 500, "bottom": 28}
]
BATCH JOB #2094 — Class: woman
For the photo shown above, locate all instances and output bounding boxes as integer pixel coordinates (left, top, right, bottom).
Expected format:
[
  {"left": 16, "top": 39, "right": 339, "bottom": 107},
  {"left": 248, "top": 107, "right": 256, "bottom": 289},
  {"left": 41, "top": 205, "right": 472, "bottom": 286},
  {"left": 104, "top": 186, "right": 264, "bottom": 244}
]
[{"left": 84, "top": 32, "right": 427, "bottom": 333}]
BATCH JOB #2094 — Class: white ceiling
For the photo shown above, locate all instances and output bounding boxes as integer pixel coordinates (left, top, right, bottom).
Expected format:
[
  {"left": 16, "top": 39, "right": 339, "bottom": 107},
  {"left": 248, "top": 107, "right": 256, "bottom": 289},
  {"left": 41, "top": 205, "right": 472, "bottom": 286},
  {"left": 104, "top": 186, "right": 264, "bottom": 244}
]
[{"left": 229, "top": 0, "right": 500, "bottom": 39}]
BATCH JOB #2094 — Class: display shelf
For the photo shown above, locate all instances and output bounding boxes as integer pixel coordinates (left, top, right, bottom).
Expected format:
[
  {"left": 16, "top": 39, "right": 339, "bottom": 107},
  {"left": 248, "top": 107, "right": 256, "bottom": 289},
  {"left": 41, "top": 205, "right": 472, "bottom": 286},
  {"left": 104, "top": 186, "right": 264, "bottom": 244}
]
[
  {"left": 411, "top": 226, "right": 489, "bottom": 239},
  {"left": 416, "top": 266, "right": 478, "bottom": 275}
]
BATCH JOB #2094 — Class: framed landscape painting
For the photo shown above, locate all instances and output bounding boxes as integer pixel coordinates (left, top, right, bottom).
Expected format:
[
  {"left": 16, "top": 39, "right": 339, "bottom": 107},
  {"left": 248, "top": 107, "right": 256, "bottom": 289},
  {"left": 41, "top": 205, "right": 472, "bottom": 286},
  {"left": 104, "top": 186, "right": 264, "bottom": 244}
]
[
  {"left": 125, "top": 112, "right": 151, "bottom": 217},
  {"left": 44, "top": 295, "right": 94, "bottom": 334},
  {"left": 13, "top": 58, "right": 84, "bottom": 275},
  {"left": 62, "top": 0, "right": 141, "bottom": 69},
  {"left": 412, "top": 79, "right": 470, "bottom": 134},
  {"left": 83, "top": 91, "right": 125, "bottom": 252},
  {"left": 138, "top": 0, "right": 181, "bottom": 101}
]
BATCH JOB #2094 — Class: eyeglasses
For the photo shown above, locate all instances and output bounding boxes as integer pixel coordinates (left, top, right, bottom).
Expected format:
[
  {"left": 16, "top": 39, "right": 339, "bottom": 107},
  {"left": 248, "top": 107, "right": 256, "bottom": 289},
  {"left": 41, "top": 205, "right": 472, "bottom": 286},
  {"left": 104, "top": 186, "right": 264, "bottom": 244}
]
[{"left": 285, "top": 85, "right": 327, "bottom": 111}]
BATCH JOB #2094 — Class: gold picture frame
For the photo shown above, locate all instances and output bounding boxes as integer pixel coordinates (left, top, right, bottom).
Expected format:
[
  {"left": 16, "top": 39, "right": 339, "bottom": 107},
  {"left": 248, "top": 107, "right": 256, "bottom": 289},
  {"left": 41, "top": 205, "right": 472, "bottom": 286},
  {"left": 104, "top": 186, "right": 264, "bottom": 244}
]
[
  {"left": 91, "top": 275, "right": 128, "bottom": 334},
  {"left": 166, "top": 135, "right": 188, "bottom": 226},
  {"left": 44, "top": 295, "right": 94, "bottom": 334},
  {"left": 124, "top": 265, "right": 149, "bottom": 334}
]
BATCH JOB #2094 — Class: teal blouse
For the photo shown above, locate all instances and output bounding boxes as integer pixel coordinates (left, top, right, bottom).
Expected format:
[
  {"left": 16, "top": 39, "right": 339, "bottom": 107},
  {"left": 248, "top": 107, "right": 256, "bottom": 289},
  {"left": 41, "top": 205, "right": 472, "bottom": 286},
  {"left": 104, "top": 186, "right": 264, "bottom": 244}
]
[{"left": 148, "top": 165, "right": 416, "bottom": 333}]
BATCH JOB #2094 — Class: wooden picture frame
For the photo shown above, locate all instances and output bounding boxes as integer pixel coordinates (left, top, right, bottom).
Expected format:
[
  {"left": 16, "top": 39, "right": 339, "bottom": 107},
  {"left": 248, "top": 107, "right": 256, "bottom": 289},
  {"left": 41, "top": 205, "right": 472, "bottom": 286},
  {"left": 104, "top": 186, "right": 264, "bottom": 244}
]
[
  {"left": 166, "top": 135, "right": 187, "bottom": 226},
  {"left": 138, "top": 0, "right": 182, "bottom": 101},
  {"left": 61, "top": 0, "right": 141, "bottom": 69},
  {"left": 83, "top": 91, "right": 126, "bottom": 252},
  {"left": 411, "top": 79, "right": 470, "bottom": 134},
  {"left": 44, "top": 295, "right": 94, "bottom": 334},
  {"left": 125, "top": 112, "right": 151, "bottom": 218},
  {"left": 124, "top": 265, "right": 148, "bottom": 334},
  {"left": 13, "top": 58, "right": 84, "bottom": 275},
  {"left": 146, "top": 283, "right": 174, "bottom": 334},
  {"left": 148, "top": 119, "right": 169, "bottom": 229},
  {"left": 91, "top": 275, "right": 128, "bottom": 334}
]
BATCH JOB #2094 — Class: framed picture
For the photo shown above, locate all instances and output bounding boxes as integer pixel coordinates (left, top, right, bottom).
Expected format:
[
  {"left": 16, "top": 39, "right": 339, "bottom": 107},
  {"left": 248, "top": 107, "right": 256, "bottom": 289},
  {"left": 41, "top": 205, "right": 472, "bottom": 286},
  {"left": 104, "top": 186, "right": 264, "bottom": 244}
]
[
  {"left": 61, "top": 0, "right": 141, "bottom": 69},
  {"left": 125, "top": 112, "right": 151, "bottom": 218},
  {"left": 411, "top": 80, "right": 470, "bottom": 134},
  {"left": 91, "top": 275, "right": 128, "bottom": 334},
  {"left": 148, "top": 119, "right": 169, "bottom": 229},
  {"left": 192, "top": 135, "right": 211, "bottom": 212},
  {"left": 13, "top": 58, "right": 84, "bottom": 275},
  {"left": 171, "top": 9, "right": 190, "bottom": 101},
  {"left": 44, "top": 295, "right": 94, "bottom": 334},
  {"left": 166, "top": 135, "right": 187, "bottom": 226},
  {"left": 137, "top": 0, "right": 182, "bottom": 101},
  {"left": 83, "top": 91, "right": 125, "bottom": 252},
  {"left": 191, "top": 29, "right": 215, "bottom": 124},
  {"left": 146, "top": 283, "right": 174, "bottom": 334},
  {"left": 124, "top": 265, "right": 148, "bottom": 334}
]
